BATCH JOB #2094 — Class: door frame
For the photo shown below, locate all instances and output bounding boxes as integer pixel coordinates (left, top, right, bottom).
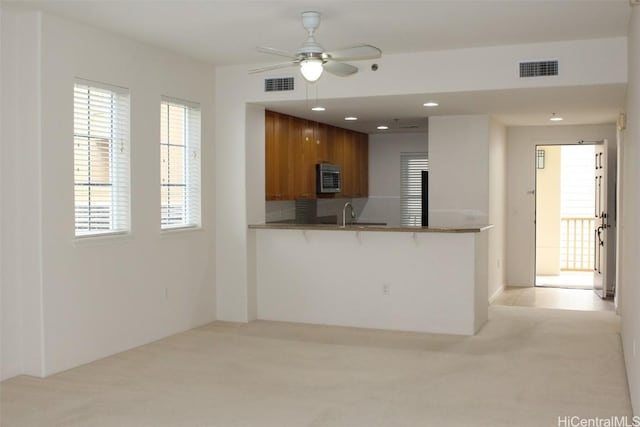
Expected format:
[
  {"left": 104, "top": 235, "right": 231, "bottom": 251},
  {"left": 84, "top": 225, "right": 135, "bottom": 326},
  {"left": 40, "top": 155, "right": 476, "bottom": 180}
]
[{"left": 533, "top": 141, "right": 608, "bottom": 292}]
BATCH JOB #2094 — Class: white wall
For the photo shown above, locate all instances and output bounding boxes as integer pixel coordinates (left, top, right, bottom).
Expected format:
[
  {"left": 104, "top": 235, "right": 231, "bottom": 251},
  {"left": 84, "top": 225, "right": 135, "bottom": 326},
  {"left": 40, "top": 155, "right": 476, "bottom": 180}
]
[
  {"left": 245, "top": 104, "right": 266, "bottom": 321},
  {"left": 358, "top": 132, "right": 427, "bottom": 226},
  {"left": 621, "top": 6, "right": 640, "bottom": 415},
  {"left": 488, "top": 119, "right": 507, "bottom": 301},
  {"left": 505, "top": 124, "right": 617, "bottom": 286},
  {"left": 1, "top": 11, "right": 216, "bottom": 378},
  {"left": 255, "top": 228, "right": 487, "bottom": 335},
  {"left": 244, "top": 38, "right": 627, "bottom": 103},
  {"left": 429, "top": 115, "right": 490, "bottom": 227},
  {"left": 1, "top": 10, "right": 45, "bottom": 379},
  {"left": 0, "top": 2, "right": 3, "bottom": 379}
]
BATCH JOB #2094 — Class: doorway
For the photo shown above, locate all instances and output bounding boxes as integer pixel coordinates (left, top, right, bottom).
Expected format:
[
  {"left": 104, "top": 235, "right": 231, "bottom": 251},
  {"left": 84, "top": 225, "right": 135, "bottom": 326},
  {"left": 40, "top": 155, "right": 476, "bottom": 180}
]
[{"left": 535, "top": 144, "right": 596, "bottom": 290}]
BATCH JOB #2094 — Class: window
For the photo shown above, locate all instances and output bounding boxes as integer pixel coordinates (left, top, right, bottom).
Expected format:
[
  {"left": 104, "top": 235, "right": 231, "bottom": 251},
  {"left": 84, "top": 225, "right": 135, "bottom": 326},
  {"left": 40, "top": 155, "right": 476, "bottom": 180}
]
[
  {"left": 400, "top": 152, "right": 429, "bottom": 226},
  {"left": 74, "top": 80, "right": 130, "bottom": 236},
  {"left": 160, "top": 97, "right": 201, "bottom": 229}
]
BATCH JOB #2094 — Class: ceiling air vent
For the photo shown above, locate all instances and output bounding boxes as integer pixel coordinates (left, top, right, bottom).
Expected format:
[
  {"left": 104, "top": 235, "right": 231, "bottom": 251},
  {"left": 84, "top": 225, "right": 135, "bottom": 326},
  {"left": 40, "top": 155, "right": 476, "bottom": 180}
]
[
  {"left": 264, "top": 77, "right": 295, "bottom": 92},
  {"left": 519, "top": 60, "right": 559, "bottom": 78}
]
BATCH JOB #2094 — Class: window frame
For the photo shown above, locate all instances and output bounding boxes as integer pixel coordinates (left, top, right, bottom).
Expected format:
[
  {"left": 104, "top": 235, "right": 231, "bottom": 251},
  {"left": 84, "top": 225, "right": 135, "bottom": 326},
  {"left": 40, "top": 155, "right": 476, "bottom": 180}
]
[
  {"left": 73, "top": 78, "right": 130, "bottom": 238},
  {"left": 400, "top": 152, "right": 429, "bottom": 227},
  {"left": 160, "top": 96, "right": 202, "bottom": 230}
]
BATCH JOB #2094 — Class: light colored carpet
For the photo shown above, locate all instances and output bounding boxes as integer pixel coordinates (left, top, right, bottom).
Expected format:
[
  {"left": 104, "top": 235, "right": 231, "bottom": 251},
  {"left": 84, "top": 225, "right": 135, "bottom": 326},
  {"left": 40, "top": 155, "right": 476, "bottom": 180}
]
[
  {"left": 0, "top": 305, "right": 632, "bottom": 427},
  {"left": 493, "top": 286, "right": 614, "bottom": 311}
]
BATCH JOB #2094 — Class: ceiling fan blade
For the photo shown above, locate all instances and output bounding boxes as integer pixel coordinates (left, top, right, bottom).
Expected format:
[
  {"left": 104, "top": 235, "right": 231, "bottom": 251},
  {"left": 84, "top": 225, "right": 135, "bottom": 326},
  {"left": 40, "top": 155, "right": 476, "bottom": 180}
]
[
  {"left": 323, "top": 61, "right": 358, "bottom": 77},
  {"left": 256, "top": 46, "right": 297, "bottom": 59},
  {"left": 324, "top": 45, "right": 382, "bottom": 61},
  {"left": 249, "top": 62, "right": 297, "bottom": 74}
]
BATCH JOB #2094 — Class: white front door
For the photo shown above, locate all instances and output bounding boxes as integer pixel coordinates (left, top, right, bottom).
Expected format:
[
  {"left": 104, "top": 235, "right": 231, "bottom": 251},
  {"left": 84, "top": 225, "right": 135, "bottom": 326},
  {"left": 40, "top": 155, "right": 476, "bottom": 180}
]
[{"left": 593, "top": 142, "right": 608, "bottom": 298}]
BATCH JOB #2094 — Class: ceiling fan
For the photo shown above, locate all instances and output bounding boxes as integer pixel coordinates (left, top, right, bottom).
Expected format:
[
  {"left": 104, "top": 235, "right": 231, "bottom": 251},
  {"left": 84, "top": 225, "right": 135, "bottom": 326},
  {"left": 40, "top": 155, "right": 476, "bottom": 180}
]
[{"left": 250, "top": 11, "right": 382, "bottom": 83}]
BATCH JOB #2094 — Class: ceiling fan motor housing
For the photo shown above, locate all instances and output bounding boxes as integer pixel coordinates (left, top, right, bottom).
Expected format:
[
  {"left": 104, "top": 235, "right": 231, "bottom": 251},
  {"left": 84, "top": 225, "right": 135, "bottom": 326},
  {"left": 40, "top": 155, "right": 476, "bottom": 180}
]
[
  {"left": 301, "top": 11, "right": 321, "bottom": 32},
  {"left": 297, "top": 12, "right": 324, "bottom": 58}
]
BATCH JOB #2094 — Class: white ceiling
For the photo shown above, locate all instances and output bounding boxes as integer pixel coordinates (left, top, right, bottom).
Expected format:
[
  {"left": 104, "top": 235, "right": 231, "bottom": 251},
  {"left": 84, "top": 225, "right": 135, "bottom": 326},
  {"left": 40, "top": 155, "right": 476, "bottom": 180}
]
[
  {"left": 260, "top": 84, "right": 628, "bottom": 133},
  {"left": 6, "top": 0, "right": 632, "bottom": 131}
]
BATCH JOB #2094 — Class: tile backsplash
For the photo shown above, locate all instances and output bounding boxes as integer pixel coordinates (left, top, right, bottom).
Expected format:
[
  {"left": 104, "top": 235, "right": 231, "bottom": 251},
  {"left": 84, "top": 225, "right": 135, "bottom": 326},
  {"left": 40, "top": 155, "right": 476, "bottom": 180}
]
[
  {"left": 317, "top": 198, "right": 367, "bottom": 218},
  {"left": 266, "top": 198, "right": 371, "bottom": 223},
  {"left": 265, "top": 200, "right": 296, "bottom": 222}
]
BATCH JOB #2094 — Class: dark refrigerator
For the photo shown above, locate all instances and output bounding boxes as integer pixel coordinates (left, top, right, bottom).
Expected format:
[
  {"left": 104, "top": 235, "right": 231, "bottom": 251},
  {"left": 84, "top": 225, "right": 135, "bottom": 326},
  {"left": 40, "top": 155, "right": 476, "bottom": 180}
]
[{"left": 421, "top": 170, "right": 428, "bottom": 227}]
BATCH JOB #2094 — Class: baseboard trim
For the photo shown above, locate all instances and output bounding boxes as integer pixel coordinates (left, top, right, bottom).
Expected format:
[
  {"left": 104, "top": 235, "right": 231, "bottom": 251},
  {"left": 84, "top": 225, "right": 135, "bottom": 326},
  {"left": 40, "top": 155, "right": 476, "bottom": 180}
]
[{"left": 489, "top": 285, "right": 505, "bottom": 304}]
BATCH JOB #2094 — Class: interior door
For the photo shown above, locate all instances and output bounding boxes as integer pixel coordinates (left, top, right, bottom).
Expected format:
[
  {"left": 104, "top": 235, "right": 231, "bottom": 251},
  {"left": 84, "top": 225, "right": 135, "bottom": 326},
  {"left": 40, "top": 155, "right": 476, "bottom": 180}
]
[{"left": 593, "top": 142, "right": 608, "bottom": 298}]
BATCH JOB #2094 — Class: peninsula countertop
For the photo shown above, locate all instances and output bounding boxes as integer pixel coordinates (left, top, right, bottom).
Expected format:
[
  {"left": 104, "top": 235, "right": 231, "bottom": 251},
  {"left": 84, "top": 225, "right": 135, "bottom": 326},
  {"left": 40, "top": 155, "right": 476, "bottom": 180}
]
[{"left": 248, "top": 222, "right": 494, "bottom": 233}]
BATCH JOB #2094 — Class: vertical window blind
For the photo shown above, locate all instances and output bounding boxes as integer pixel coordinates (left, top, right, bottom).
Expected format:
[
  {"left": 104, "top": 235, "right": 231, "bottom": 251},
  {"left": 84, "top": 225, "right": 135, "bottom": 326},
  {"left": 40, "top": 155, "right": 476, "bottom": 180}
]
[
  {"left": 400, "top": 152, "right": 429, "bottom": 226},
  {"left": 160, "top": 97, "right": 201, "bottom": 229},
  {"left": 73, "top": 79, "right": 130, "bottom": 236}
]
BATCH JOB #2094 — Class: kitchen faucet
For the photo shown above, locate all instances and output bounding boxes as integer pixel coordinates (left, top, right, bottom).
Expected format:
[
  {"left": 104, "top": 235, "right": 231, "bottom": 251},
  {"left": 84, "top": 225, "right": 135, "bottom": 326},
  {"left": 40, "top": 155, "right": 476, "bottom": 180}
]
[{"left": 341, "top": 202, "right": 356, "bottom": 228}]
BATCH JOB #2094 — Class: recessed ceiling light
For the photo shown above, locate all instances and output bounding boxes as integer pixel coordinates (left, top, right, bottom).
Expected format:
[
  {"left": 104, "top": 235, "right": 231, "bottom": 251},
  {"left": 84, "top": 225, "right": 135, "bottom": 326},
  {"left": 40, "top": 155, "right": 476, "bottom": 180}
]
[
  {"left": 377, "top": 125, "right": 389, "bottom": 130},
  {"left": 550, "top": 113, "right": 563, "bottom": 122},
  {"left": 344, "top": 116, "right": 358, "bottom": 121},
  {"left": 311, "top": 106, "right": 326, "bottom": 112},
  {"left": 423, "top": 102, "right": 439, "bottom": 107}
]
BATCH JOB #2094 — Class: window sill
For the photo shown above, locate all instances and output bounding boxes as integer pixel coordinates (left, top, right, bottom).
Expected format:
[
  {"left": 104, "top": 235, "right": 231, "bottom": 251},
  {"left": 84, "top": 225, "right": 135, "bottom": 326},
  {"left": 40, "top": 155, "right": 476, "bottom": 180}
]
[
  {"left": 160, "top": 225, "right": 203, "bottom": 236},
  {"left": 73, "top": 230, "right": 133, "bottom": 246}
]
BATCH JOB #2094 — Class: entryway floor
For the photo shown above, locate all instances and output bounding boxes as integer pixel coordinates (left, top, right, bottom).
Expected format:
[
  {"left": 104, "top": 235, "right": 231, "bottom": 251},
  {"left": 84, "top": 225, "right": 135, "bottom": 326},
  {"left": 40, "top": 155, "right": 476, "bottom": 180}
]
[
  {"left": 535, "top": 271, "right": 594, "bottom": 289},
  {"left": 493, "top": 286, "right": 614, "bottom": 312}
]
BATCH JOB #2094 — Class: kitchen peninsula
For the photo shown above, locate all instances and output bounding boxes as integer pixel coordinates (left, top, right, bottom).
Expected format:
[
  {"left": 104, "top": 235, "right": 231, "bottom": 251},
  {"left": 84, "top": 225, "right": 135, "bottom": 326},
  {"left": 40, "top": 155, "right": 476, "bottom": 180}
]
[{"left": 248, "top": 223, "right": 492, "bottom": 336}]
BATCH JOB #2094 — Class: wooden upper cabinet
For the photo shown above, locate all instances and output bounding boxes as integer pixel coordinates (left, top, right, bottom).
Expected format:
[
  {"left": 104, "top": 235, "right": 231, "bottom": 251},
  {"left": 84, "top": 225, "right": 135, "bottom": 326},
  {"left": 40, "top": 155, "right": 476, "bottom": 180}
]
[
  {"left": 327, "top": 125, "right": 344, "bottom": 166},
  {"left": 265, "top": 111, "right": 294, "bottom": 200},
  {"left": 315, "top": 123, "right": 330, "bottom": 164},
  {"left": 341, "top": 129, "right": 356, "bottom": 197},
  {"left": 265, "top": 110, "right": 277, "bottom": 199},
  {"left": 346, "top": 130, "right": 369, "bottom": 198},
  {"left": 293, "top": 119, "right": 317, "bottom": 200},
  {"left": 265, "top": 110, "right": 368, "bottom": 201}
]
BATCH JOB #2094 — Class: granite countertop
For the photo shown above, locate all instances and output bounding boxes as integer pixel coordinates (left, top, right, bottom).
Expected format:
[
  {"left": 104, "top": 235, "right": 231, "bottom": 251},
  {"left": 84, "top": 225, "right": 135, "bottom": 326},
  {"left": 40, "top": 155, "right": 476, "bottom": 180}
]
[{"left": 249, "top": 222, "right": 494, "bottom": 233}]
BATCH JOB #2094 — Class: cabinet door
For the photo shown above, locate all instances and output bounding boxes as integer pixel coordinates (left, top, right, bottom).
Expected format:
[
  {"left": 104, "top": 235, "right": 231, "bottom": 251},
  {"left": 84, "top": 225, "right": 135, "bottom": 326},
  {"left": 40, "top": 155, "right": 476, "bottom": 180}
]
[
  {"left": 352, "top": 132, "right": 368, "bottom": 198},
  {"left": 315, "top": 122, "right": 330, "bottom": 164},
  {"left": 326, "top": 125, "right": 341, "bottom": 166},
  {"left": 275, "top": 113, "right": 296, "bottom": 200},
  {"left": 265, "top": 110, "right": 277, "bottom": 200},
  {"left": 342, "top": 129, "right": 357, "bottom": 198},
  {"left": 293, "top": 119, "right": 317, "bottom": 200},
  {"left": 265, "top": 111, "right": 293, "bottom": 200},
  {"left": 328, "top": 126, "right": 346, "bottom": 197}
]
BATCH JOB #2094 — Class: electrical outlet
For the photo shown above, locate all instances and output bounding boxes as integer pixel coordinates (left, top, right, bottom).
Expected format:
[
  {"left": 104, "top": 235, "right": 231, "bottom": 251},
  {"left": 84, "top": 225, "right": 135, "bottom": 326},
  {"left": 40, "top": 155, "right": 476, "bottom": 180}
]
[
  {"left": 165, "top": 287, "right": 169, "bottom": 299},
  {"left": 497, "top": 259, "right": 501, "bottom": 269},
  {"left": 382, "top": 283, "right": 390, "bottom": 296}
]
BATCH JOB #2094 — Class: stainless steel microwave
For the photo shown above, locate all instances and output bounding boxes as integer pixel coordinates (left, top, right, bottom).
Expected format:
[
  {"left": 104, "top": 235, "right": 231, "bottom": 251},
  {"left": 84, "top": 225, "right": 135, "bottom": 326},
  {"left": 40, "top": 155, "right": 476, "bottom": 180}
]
[{"left": 316, "top": 163, "right": 341, "bottom": 193}]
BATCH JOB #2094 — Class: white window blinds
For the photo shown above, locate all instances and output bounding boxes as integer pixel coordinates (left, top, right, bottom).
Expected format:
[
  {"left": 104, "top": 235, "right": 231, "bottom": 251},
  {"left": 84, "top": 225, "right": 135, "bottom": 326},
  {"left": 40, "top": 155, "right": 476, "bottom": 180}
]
[
  {"left": 74, "top": 80, "right": 130, "bottom": 237},
  {"left": 400, "top": 152, "right": 428, "bottom": 226},
  {"left": 160, "top": 97, "right": 201, "bottom": 229}
]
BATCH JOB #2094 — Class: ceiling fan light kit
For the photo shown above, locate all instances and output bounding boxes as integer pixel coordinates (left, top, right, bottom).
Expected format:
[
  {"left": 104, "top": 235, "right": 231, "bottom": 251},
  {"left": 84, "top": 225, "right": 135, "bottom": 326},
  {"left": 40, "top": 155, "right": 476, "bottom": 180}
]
[
  {"left": 251, "top": 11, "right": 382, "bottom": 83},
  {"left": 300, "top": 58, "right": 324, "bottom": 82}
]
